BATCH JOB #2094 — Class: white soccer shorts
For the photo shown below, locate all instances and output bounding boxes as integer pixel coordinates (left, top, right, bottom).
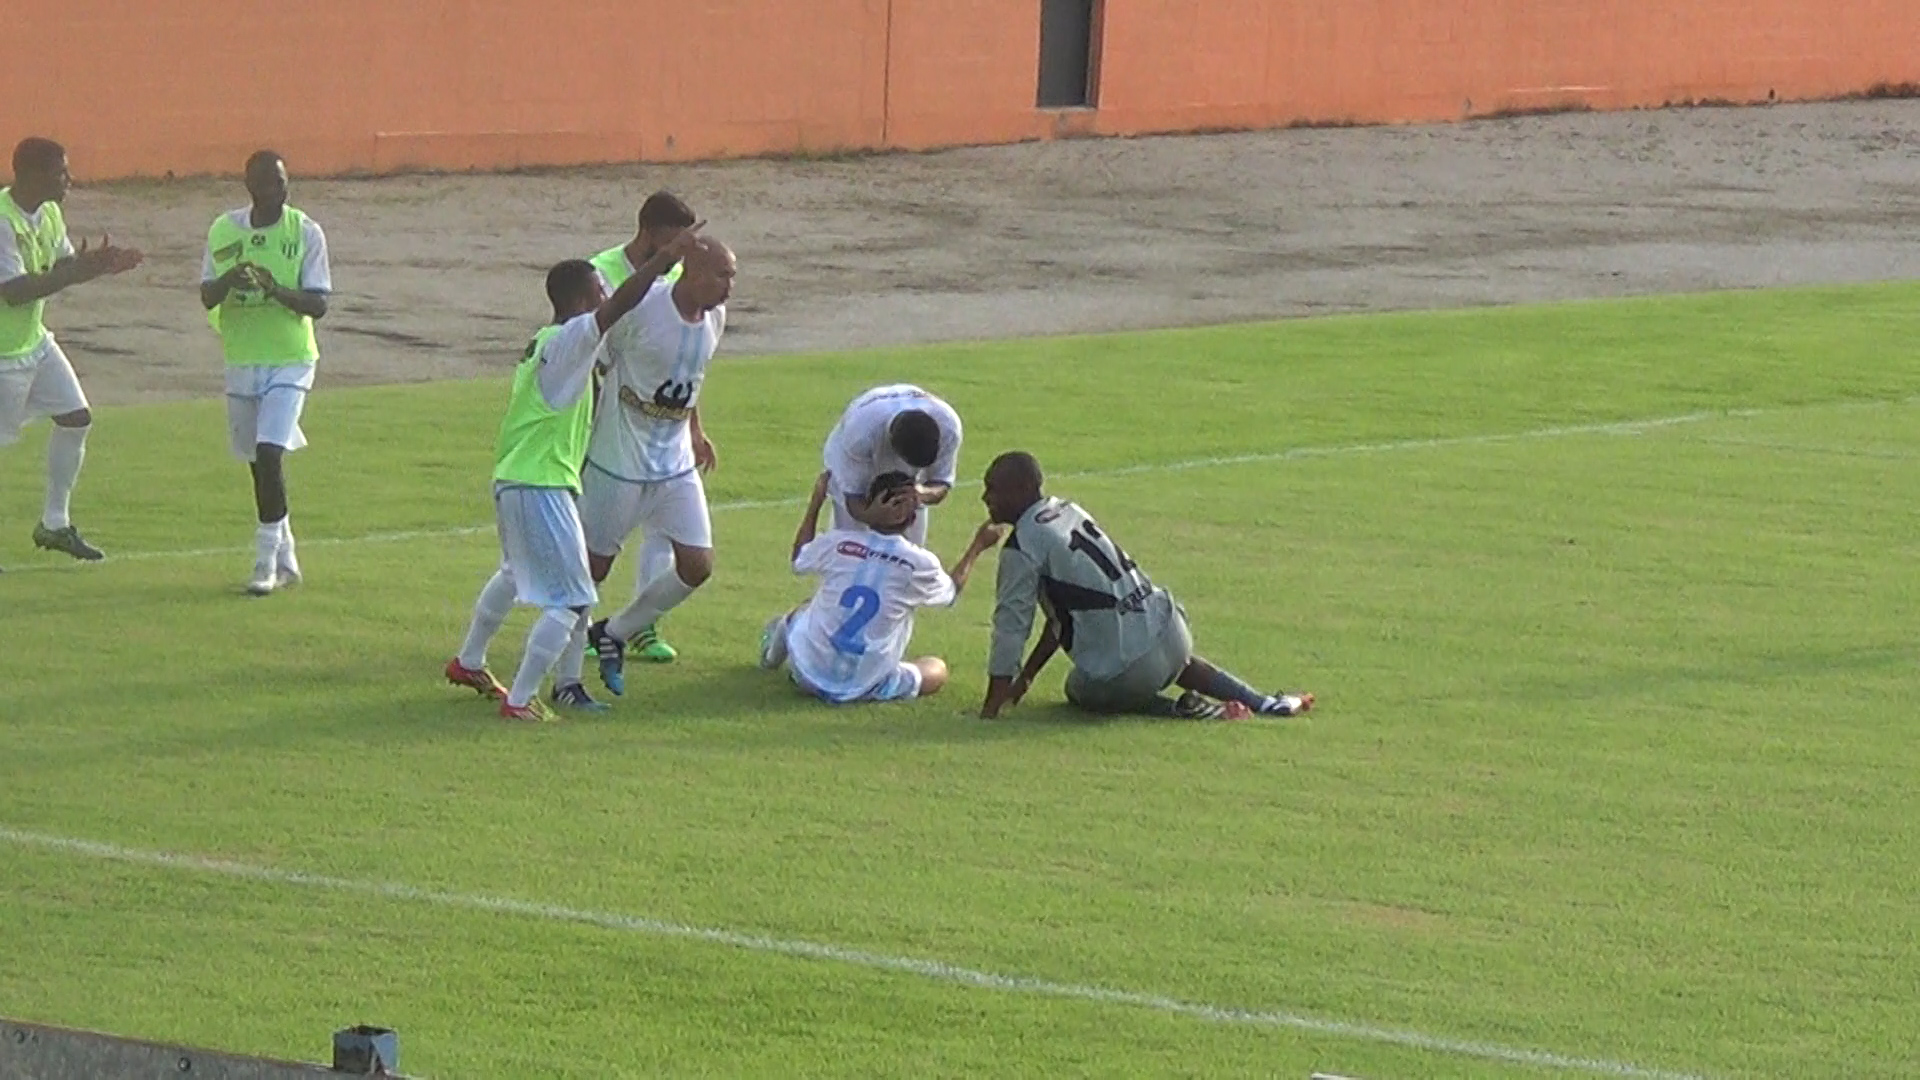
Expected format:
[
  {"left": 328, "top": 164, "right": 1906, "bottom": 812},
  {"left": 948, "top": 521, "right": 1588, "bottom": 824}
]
[
  {"left": 225, "top": 362, "right": 315, "bottom": 461},
  {"left": 578, "top": 465, "right": 714, "bottom": 557},
  {"left": 791, "top": 660, "right": 924, "bottom": 705},
  {"left": 0, "top": 337, "right": 89, "bottom": 446},
  {"left": 494, "top": 484, "right": 598, "bottom": 610}
]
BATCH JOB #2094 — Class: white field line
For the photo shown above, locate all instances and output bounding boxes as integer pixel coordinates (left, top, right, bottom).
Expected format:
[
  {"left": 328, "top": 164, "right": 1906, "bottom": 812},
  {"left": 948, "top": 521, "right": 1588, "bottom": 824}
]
[
  {"left": 0, "top": 826, "right": 1709, "bottom": 1080},
  {"left": 9, "top": 397, "right": 1912, "bottom": 574}
]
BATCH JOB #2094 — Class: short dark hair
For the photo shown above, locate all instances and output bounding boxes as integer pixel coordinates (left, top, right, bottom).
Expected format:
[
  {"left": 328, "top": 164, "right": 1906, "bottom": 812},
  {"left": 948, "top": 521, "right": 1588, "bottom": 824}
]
[
  {"left": 865, "top": 471, "right": 916, "bottom": 533},
  {"left": 889, "top": 410, "right": 941, "bottom": 469},
  {"left": 245, "top": 149, "right": 284, "bottom": 177},
  {"left": 638, "top": 191, "right": 695, "bottom": 230},
  {"left": 867, "top": 470, "right": 916, "bottom": 503},
  {"left": 545, "top": 259, "right": 599, "bottom": 308},
  {"left": 12, "top": 137, "right": 64, "bottom": 180},
  {"left": 986, "top": 451, "right": 1043, "bottom": 490}
]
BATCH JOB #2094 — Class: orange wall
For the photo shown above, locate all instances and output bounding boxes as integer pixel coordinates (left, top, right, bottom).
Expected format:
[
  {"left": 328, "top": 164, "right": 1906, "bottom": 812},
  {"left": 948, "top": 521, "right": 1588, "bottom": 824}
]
[{"left": 3, "top": 0, "right": 1914, "bottom": 180}]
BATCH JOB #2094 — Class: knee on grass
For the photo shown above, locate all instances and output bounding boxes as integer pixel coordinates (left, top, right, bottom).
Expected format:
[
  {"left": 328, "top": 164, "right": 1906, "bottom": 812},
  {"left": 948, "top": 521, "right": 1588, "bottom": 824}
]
[{"left": 911, "top": 656, "right": 949, "bottom": 696}]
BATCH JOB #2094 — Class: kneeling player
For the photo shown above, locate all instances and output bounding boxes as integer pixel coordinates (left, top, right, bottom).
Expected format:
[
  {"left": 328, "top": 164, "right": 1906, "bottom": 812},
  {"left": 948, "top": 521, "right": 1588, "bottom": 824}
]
[
  {"left": 976, "top": 451, "right": 1313, "bottom": 721},
  {"left": 444, "top": 229, "right": 699, "bottom": 720},
  {"left": 760, "top": 470, "right": 1000, "bottom": 704}
]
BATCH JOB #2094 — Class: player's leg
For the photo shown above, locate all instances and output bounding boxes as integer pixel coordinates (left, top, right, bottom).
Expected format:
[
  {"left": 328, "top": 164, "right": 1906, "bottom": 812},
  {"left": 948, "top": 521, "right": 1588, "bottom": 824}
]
[
  {"left": 548, "top": 609, "right": 610, "bottom": 712},
  {"left": 1175, "top": 655, "right": 1314, "bottom": 717},
  {"left": 758, "top": 605, "right": 802, "bottom": 670},
  {"left": 907, "top": 656, "right": 948, "bottom": 696},
  {"left": 595, "top": 472, "right": 714, "bottom": 690},
  {"left": 226, "top": 374, "right": 279, "bottom": 594},
  {"left": 624, "top": 531, "right": 680, "bottom": 662},
  {"left": 448, "top": 561, "right": 516, "bottom": 700},
  {"left": 497, "top": 486, "right": 598, "bottom": 721},
  {"left": 1166, "top": 600, "right": 1312, "bottom": 716},
  {"left": 28, "top": 342, "right": 102, "bottom": 560},
  {"left": 250, "top": 365, "right": 314, "bottom": 589}
]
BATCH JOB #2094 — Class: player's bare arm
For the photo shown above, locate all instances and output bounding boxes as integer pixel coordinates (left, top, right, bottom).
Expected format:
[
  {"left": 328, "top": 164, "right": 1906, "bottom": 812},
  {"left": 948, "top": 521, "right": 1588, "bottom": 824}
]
[
  {"left": 946, "top": 521, "right": 1004, "bottom": 595},
  {"left": 1009, "top": 620, "right": 1062, "bottom": 705},
  {"left": 791, "top": 470, "right": 832, "bottom": 563},
  {"left": 248, "top": 263, "right": 329, "bottom": 320},
  {"left": 691, "top": 405, "right": 718, "bottom": 473},
  {"left": 199, "top": 262, "right": 258, "bottom": 310},
  {"left": 1, "top": 234, "right": 142, "bottom": 306},
  {"left": 593, "top": 221, "right": 704, "bottom": 334}
]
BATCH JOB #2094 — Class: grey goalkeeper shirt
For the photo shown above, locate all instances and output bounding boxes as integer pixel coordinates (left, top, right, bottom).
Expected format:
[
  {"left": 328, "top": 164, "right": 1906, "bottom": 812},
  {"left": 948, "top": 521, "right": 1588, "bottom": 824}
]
[{"left": 988, "top": 496, "right": 1178, "bottom": 682}]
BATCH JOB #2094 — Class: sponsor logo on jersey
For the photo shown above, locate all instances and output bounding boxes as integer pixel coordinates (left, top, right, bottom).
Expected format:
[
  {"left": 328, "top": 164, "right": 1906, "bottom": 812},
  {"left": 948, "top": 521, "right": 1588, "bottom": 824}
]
[{"left": 836, "top": 539, "right": 915, "bottom": 569}]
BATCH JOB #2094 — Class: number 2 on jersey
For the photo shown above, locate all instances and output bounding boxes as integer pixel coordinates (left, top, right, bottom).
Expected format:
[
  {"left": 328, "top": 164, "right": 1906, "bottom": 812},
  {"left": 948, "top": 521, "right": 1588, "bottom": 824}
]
[
  {"left": 829, "top": 585, "right": 882, "bottom": 655},
  {"left": 1067, "top": 520, "right": 1137, "bottom": 582}
]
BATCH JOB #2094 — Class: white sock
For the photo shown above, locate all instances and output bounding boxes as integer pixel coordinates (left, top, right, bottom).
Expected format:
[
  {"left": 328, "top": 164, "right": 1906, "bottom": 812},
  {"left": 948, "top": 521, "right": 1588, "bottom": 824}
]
[
  {"left": 457, "top": 570, "right": 518, "bottom": 670},
  {"left": 554, "top": 609, "right": 590, "bottom": 686},
  {"left": 637, "top": 533, "right": 675, "bottom": 596},
  {"left": 255, "top": 520, "right": 284, "bottom": 570},
  {"left": 42, "top": 424, "right": 88, "bottom": 530},
  {"left": 606, "top": 566, "right": 698, "bottom": 641},
  {"left": 278, "top": 516, "right": 298, "bottom": 568},
  {"left": 508, "top": 609, "right": 575, "bottom": 707}
]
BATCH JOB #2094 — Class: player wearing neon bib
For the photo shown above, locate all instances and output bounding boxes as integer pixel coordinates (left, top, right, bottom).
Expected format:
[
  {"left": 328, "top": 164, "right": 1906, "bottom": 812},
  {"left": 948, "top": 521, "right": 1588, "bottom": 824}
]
[
  {"left": 822, "top": 383, "right": 963, "bottom": 546},
  {"left": 445, "top": 228, "right": 700, "bottom": 721},
  {"left": 582, "top": 235, "right": 735, "bottom": 696},
  {"left": 200, "top": 151, "right": 332, "bottom": 595},
  {"left": 977, "top": 451, "right": 1314, "bottom": 721},
  {"left": 759, "top": 471, "right": 1002, "bottom": 704},
  {"left": 0, "top": 137, "right": 143, "bottom": 567}
]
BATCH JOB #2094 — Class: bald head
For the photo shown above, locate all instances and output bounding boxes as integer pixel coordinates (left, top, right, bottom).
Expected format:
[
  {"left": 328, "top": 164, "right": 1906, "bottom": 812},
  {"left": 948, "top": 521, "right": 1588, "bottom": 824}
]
[
  {"left": 982, "top": 451, "right": 1044, "bottom": 524},
  {"left": 674, "top": 235, "right": 735, "bottom": 312}
]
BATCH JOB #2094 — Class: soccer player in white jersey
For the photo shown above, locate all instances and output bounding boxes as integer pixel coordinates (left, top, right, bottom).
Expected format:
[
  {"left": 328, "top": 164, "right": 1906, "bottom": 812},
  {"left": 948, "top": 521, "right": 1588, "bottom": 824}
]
[
  {"left": 445, "top": 228, "right": 700, "bottom": 720},
  {"left": 822, "top": 384, "right": 962, "bottom": 546},
  {"left": 200, "top": 150, "right": 331, "bottom": 595},
  {"left": 582, "top": 189, "right": 695, "bottom": 664},
  {"left": 581, "top": 235, "right": 735, "bottom": 696},
  {"left": 0, "top": 137, "right": 143, "bottom": 568},
  {"left": 759, "top": 470, "right": 1001, "bottom": 704},
  {"left": 977, "top": 451, "right": 1313, "bottom": 721}
]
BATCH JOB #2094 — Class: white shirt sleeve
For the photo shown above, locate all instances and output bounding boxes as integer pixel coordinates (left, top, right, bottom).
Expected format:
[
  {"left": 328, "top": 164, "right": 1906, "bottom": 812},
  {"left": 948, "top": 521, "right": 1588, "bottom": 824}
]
[
  {"left": 0, "top": 228, "right": 21, "bottom": 281},
  {"left": 908, "top": 566, "right": 958, "bottom": 609},
  {"left": 200, "top": 237, "right": 217, "bottom": 284},
  {"left": 536, "top": 313, "right": 604, "bottom": 411},
  {"left": 792, "top": 534, "right": 837, "bottom": 575},
  {"left": 299, "top": 217, "right": 332, "bottom": 293}
]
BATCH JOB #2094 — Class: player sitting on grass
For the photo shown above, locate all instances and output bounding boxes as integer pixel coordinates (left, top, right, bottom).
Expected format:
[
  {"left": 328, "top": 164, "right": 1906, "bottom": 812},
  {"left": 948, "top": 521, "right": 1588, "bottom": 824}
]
[
  {"left": 759, "top": 469, "right": 1000, "bottom": 705},
  {"left": 444, "top": 224, "right": 702, "bottom": 720},
  {"left": 976, "top": 450, "right": 1313, "bottom": 721}
]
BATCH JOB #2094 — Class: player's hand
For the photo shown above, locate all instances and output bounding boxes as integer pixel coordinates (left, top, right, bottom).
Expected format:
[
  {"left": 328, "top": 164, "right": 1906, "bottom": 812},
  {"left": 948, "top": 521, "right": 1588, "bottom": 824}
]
[
  {"left": 662, "top": 220, "right": 707, "bottom": 259},
  {"left": 692, "top": 433, "right": 718, "bottom": 474},
  {"left": 878, "top": 487, "right": 917, "bottom": 527},
  {"left": 242, "top": 263, "right": 278, "bottom": 293},
  {"left": 74, "top": 235, "right": 143, "bottom": 277},
  {"left": 970, "top": 522, "right": 1005, "bottom": 553},
  {"left": 811, "top": 470, "right": 833, "bottom": 503}
]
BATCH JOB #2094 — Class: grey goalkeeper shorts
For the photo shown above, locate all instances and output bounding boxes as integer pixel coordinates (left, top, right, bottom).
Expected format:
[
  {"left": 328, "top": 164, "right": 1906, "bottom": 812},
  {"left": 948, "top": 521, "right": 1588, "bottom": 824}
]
[{"left": 1064, "top": 606, "right": 1193, "bottom": 714}]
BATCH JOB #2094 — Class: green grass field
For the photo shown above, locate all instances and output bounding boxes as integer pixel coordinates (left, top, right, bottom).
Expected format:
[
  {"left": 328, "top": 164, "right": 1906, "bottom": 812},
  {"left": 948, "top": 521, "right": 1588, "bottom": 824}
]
[{"left": 2, "top": 284, "right": 1917, "bottom": 1079}]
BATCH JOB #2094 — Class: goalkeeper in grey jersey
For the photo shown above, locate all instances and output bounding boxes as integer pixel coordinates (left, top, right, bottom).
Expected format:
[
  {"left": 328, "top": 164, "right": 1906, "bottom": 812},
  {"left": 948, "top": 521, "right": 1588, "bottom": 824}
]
[{"left": 977, "top": 451, "right": 1313, "bottom": 721}]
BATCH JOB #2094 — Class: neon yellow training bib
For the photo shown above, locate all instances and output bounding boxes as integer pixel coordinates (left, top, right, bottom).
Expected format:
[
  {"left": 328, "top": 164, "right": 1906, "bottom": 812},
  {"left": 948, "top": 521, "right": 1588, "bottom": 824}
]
[
  {"left": 206, "top": 207, "right": 319, "bottom": 365},
  {"left": 0, "top": 188, "right": 65, "bottom": 359}
]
